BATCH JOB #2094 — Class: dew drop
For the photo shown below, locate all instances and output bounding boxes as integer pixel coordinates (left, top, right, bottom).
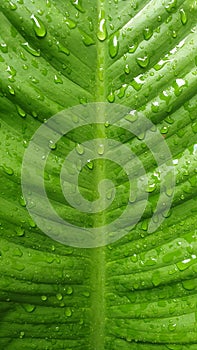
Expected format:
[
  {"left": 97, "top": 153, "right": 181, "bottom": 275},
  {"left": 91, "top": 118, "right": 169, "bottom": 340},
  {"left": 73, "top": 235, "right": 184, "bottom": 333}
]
[
  {"left": 8, "top": 85, "right": 15, "bottom": 95},
  {"left": 76, "top": 143, "right": 84, "bottom": 155},
  {"left": 109, "top": 33, "right": 119, "bottom": 58},
  {"left": 21, "top": 42, "right": 40, "bottom": 57},
  {"left": 65, "top": 307, "right": 72, "bottom": 317},
  {"left": 107, "top": 90, "right": 115, "bottom": 103},
  {"left": 124, "top": 64, "right": 130, "bottom": 74},
  {"left": 64, "top": 17, "right": 77, "bottom": 29},
  {"left": 16, "top": 227, "right": 25, "bottom": 237},
  {"left": 87, "top": 160, "right": 94, "bottom": 170},
  {"left": 23, "top": 304, "right": 36, "bottom": 313},
  {"left": 143, "top": 27, "right": 153, "bottom": 40},
  {"left": 9, "top": 1, "right": 17, "bottom": 10},
  {"left": 41, "top": 295, "right": 47, "bottom": 301},
  {"left": 136, "top": 55, "right": 149, "bottom": 68},
  {"left": 71, "top": 0, "right": 85, "bottom": 13},
  {"left": 2, "top": 165, "right": 14, "bottom": 175},
  {"left": 165, "top": 0, "right": 177, "bottom": 13},
  {"left": 56, "top": 293, "right": 63, "bottom": 301},
  {"left": 57, "top": 41, "right": 70, "bottom": 56},
  {"left": 54, "top": 74, "right": 63, "bottom": 84},
  {"left": 97, "top": 10, "right": 107, "bottom": 41},
  {"left": 128, "top": 41, "right": 138, "bottom": 53},
  {"left": 0, "top": 43, "right": 8, "bottom": 53},
  {"left": 31, "top": 14, "right": 47, "bottom": 38},
  {"left": 180, "top": 9, "right": 187, "bottom": 25},
  {"left": 66, "top": 286, "right": 73, "bottom": 295},
  {"left": 16, "top": 105, "right": 26, "bottom": 118},
  {"left": 98, "top": 144, "right": 104, "bottom": 155}
]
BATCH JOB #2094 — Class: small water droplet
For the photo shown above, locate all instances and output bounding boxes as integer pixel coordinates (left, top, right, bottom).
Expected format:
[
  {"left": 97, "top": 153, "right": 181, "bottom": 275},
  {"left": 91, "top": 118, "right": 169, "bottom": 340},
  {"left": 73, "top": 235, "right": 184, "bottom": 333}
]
[
  {"left": 0, "top": 43, "right": 8, "bottom": 53},
  {"left": 124, "top": 64, "right": 130, "bottom": 74},
  {"left": 151, "top": 101, "right": 160, "bottom": 113},
  {"left": 76, "top": 143, "right": 84, "bottom": 155},
  {"left": 143, "top": 27, "right": 153, "bottom": 40},
  {"left": 136, "top": 55, "right": 149, "bottom": 68},
  {"left": 168, "top": 322, "right": 177, "bottom": 332},
  {"left": 107, "top": 90, "right": 115, "bottom": 103},
  {"left": 98, "top": 144, "right": 104, "bottom": 155},
  {"left": 23, "top": 304, "right": 36, "bottom": 313},
  {"left": 165, "top": 0, "right": 177, "bottom": 13},
  {"left": 64, "top": 17, "right": 77, "bottom": 29},
  {"left": 65, "top": 307, "right": 72, "bottom": 317},
  {"left": 57, "top": 41, "right": 70, "bottom": 56},
  {"left": 49, "top": 140, "right": 57, "bottom": 150},
  {"left": 8, "top": 85, "right": 15, "bottom": 95},
  {"left": 97, "top": 10, "right": 107, "bottom": 41},
  {"left": 16, "top": 105, "right": 26, "bottom": 118},
  {"left": 71, "top": 0, "right": 85, "bottom": 13},
  {"left": 31, "top": 14, "right": 47, "bottom": 38},
  {"left": 9, "top": 1, "right": 17, "bottom": 10},
  {"left": 109, "top": 33, "right": 119, "bottom": 58},
  {"left": 2, "top": 165, "right": 14, "bottom": 175},
  {"left": 41, "top": 295, "right": 47, "bottom": 301},
  {"left": 19, "top": 196, "right": 26, "bottom": 207},
  {"left": 19, "top": 331, "right": 25, "bottom": 339},
  {"left": 128, "top": 41, "right": 138, "bottom": 53},
  {"left": 66, "top": 286, "right": 73, "bottom": 295},
  {"left": 180, "top": 8, "right": 187, "bottom": 25},
  {"left": 54, "top": 74, "right": 63, "bottom": 84},
  {"left": 16, "top": 227, "right": 25, "bottom": 237},
  {"left": 87, "top": 160, "right": 94, "bottom": 170},
  {"left": 21, "top": 42, "right": 40, "bottom": 57},
  {"left": 56, "top": 293, "right": 63, "bottom": 301}
]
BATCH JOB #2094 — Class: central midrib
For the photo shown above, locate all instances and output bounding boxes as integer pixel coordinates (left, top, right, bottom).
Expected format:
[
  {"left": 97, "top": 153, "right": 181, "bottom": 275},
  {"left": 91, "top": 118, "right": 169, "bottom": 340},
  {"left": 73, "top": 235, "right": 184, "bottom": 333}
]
[{"left": 89, "top": 0, "right": 107, "bottom": 348}]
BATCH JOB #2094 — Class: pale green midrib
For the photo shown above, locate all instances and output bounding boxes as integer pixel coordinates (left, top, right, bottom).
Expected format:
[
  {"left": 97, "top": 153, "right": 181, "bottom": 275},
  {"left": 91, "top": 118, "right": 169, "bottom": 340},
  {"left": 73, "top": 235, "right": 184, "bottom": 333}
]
[{"left": 89, "top": 1, "right": 107, "bottom": 349}]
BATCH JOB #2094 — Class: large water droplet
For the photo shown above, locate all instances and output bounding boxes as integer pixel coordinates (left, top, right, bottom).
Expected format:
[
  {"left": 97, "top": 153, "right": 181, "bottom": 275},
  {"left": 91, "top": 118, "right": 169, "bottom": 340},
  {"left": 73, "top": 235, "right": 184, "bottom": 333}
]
[
  {"left": 136, "top": 55, "right": 149, "bottom": 68},
  {"left": 31, "top": 15, "right": 47, "bottom": 38},
  {"left": 21, "top": 42, "right": 40, "bottom": 57},
  {"left": 109, "top": 33, "right": 119, "bottom": 58},
  {"left": 97, "top": 10, "right": 107, "bottom": 41}
]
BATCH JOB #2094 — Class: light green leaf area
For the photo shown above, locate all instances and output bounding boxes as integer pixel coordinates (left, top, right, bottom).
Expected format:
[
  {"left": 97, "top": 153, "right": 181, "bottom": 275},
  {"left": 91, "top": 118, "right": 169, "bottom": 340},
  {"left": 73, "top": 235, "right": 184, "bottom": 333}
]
[{"left": 0, "top": 0, "right": 197, "bottom": 349}]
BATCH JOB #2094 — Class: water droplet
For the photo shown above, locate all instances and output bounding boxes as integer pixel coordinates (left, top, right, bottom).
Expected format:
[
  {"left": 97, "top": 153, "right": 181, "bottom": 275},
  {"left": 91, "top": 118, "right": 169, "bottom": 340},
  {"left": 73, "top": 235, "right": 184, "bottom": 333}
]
[
  {"left": 79, "top": 29, "right": 95, "bottom": 46},
  {"left": 2, "top": 165, "right": 14, "bottom": 175},
  {"left": 128, "top": 41, "right": 138, "bottom": 53},
  {"left": 49, "top": 140, "right": 57, "bottom": 150},
  {"left": 192, "top": 122, "right": 197, "bottom": 133},
  {"left": 161, "top": 126, "right": 168, "bottom": 134},
  {"left": 98, "top": 144, "right": 104, "bottom": 155},
  {"left": 182, "top": 279, "right": 195, "bottom": 290},
  {"left": 97, "top": 10, "right": 107, "bottom": 41},
  {"left": 143, "top": 27, "right": 153, "bottom": 40},
  {"left": 9, "top": 1, "right": 17, "bottom": 10},
  {"left": 146, "top": 183, "right": 156, "bottom": 193},
  {"left": 16, "top": 105, "right": 26, "bottom": 118},
  {"left": 168, "top": 321, "right": 177, "bottom": 331},
  {"left": 8, "top": 85, "right": 15, "bottom": 95},
  {"left": 65, "top": 307, "right": 72, "bottom": 317},
  {"left": 66, "top": 286, "right": 73, "bottom": 295},
  {"left": 107, "top": 90, "right": 115, "bottom": 103},
  {"left": 21, "top": 42, "right": 40, "bottom": 57},
  {"left": 71, "top": 0, "right": 85, "bottom": 13},
  {"left": 41, "top": 295, "right": 47, "bottom": 301},
  {"left": 0, "top": 43, "right": 8, "bottom": 53},
  {"left": 76, "top": 143, "right": 84, "bottom": 155},
  {"left": 109, "top": 33, "right": 119, "bottom": 58},
  {"left": 130, "top": 76, "right": 144, "bottom": 91},
  {"left": 176, "top": 256, "right": 197, "bottom": 271},
  {"left": 172, "top": 30, "right": 177, "bottom": 38},
  {"left": 124, "top": 64, "right": 130, "bottom": 74},
  {"left": 136, "top": 55, "right": 149, "bottom": 68},
  {"left": 56, "top": 293, "right": 63, "bottom": 301},
  {"left": 180, "top": 8, "right": 187, "bottom": 25},
  {"left": 19, "top": 331, "right": 25, "bottom": 339},
  {"left": 151, "top": 101, "right": 160, "bottom": 113},
  {"left": 57, "top": 41, "right": 70, "bottom": 56},
  {"left": 54, "top": 74, "right": 63, "bottom": 84},
  {"left": 87, "top": 160, "right": 94, "bottom": 170},
  {"left": 31, "top": 14, "right": 47, "bottom": 38},
  {"left": 19, "top": 196, "right": 26, "bottom": 207},
  {"left": 23, "top": 304, "right": 36, "bottom": 313},
  {"left": 165, "top": 0, "right": 177, "bottom": 13},
  {"left": 64, "top": 17, "right": 77, "bottom": 29},
  {"left": 83, "top": 291, "right": 90, "bottom": 297},
  {"left": 16, "top": 227, "right": 25, "bottom": 237}
]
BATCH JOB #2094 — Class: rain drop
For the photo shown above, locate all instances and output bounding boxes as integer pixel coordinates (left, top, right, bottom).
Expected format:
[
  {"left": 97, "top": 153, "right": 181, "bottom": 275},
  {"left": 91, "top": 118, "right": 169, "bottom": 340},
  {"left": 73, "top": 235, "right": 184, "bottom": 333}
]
[
  {"left": 136, "top": 55, "right": 149, "bottom": 68},
  {"left": 31, "top": 14, "right": 47, "bottom": 38},
  {"left": 21, "top": 42, "right": 40, "bottom": 57},
  {"left": 97, "top": 10, "right": 107, "bottom": 41},
  {"left": 109, "top": 33, "right": 119, "bottom": 58}
]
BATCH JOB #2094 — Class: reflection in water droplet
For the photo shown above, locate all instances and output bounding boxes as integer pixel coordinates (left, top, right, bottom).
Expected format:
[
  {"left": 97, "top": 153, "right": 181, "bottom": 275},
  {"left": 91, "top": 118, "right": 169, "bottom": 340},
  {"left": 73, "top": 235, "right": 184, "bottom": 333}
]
[
  {"left": 31, "top": 15, "right": 47, "bottom": 38},
  {"left": 136, "top": 55, "right": 149, "bottom": 68},
  {"left": 97, "top": 10, "right": 107, "bottom": 41},
  {"left": 57, "top": 41, "right": 70, "bottom": 56},
  {"left": 21, "top": 42, "right": 40, "bottom": 57},
  {"left": 180, "top": 8, "right": 187, "bottom": 25},
  {"left": 109, "top": 33, "right": 119, "bottom": 58}
]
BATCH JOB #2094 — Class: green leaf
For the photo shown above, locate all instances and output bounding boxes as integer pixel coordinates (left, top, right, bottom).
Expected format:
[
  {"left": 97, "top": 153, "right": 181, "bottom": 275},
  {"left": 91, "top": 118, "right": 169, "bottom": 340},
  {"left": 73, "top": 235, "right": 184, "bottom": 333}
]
[{"left": 0, "top": 0, "right": 197, "bottom": 349}]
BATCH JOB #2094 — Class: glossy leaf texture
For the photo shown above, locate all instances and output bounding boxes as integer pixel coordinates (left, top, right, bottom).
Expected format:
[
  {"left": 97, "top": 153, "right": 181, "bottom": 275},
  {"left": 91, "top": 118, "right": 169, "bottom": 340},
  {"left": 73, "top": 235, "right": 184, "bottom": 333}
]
[{"left": 0, "top": 0, "right": 197, "bottom": 349}]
